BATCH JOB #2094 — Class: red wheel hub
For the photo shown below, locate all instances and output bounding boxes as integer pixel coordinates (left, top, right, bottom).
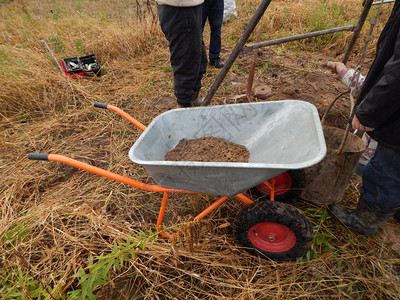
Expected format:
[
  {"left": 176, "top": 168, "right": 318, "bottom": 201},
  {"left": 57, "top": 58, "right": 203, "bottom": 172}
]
[
  {"left": 256, "top": 173, "right": 292, "bottom": 196},
  {"left": 248, "top": 222, "right": 296, "bottom": 252}
]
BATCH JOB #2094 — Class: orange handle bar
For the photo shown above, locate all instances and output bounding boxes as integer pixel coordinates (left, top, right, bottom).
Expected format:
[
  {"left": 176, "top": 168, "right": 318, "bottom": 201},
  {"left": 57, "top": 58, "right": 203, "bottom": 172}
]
[
  {"left": 94, "top": 102, "right": 147, "bottom": 131},
  {"left": 28, "top": 153, "right": 197, "bottom": 194}
]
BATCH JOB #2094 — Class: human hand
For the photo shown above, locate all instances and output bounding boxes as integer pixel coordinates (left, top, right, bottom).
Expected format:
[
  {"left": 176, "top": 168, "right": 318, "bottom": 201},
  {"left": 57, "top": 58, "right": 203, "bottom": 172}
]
[
  {"left": 326, "top": 61, "right": 347, "bottom": 75},
  {"left": 333, "top": 62, "right": 347, "bottom": 74},
  {"left": 352, "top": 115, "right": 374, "bottom": 132}
]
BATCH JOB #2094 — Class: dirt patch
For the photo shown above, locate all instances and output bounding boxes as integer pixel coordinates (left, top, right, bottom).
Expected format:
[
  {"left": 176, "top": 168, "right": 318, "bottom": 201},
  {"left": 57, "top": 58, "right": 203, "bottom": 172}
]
[
  {"left": 164, "top": 136, "right": 249, "bottom": 162},
  {"left": 221, "top": 48, "right": 362, "bottom": 130}
]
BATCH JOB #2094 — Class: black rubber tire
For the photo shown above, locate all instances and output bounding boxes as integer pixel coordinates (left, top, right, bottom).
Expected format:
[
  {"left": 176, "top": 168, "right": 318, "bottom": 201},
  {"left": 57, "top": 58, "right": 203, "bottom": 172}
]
[
  {"left": 249, "top": 169, "right": 305, "bottom": 202},
  {"left": 234, "top": 201, "right": 314, "bottom": 261}
]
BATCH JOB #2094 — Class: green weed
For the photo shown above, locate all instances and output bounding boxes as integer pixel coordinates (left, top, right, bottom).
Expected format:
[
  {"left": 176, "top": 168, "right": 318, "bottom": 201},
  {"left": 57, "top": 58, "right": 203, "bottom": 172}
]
[
  {"left": 67, "top": 231, "right": 156, "bottom": 299},
  {"left": 227, "top": 30, "right": 239, "bottom": 45},
  {"left": 73, "top": 0, "right": 83, "bottom": 11},
  {"left": 74, "top": 38, "right": 85, "bottom": 56},
  {"left": 0, "top": 223, "right": 50, "bottom": 298},
  {"left": 0, "top": 229, "right": 156, "bottom": 299},
  {"left": 2, "top": 223, "right": 31, "bottom": 249},
  {"left": 261, "top": 62, "right": 270, "bottom": 72},
  {"left": 305, "top": 3, "right": 331, "bottom": 32},
  {"left": 230, "top": 61, "right": 239, "bottom": 72},
  {"left": 227, "top": 14, "right": 237, "bottom": 22},
  {"left": 50, "top": 35, "right": 66, "bottom": 55},
  {"left": 159, "top": 64, "right": 173, "bottom": 73},
  {"left": 0, "top": 47, "right": 29, "bottom": 77},
  {"left": 140, "top": 74, "right": 155, "bottom": 95},
  {"left": 0, "top": 267, "right": 51, "bottom": 300},
  {"left": 274, "top": 46, "right": 285, "bottom": 55},
  {"left": 299, "top": 2, "right": 350, "bottom": 50},
  {"left": 222, "top": 83, "right": 233, "bottom": 95},
  {"left": 0, "top": 47, "right": 9, "bottom": 67},
  {"left": 309, "top": 208, "right": 336, "bottom": 258},
  {"left": 281, "top": 7, "right": 291, "bottom": 31}
]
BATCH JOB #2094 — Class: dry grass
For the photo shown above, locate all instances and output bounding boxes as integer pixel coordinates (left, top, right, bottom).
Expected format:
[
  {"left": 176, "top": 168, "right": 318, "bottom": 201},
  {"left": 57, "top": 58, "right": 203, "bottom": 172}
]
[{"left": 1, "top": 0, "right": 400, "bottom": 299}]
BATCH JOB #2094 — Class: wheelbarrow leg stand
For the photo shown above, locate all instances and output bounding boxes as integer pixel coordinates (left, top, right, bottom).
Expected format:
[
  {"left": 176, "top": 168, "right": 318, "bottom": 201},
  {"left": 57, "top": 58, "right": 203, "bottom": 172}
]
[
  {"left": 157, "top": 192, "right": 174, "bottom": 239},
  {"left": 156, "top": 193, "right": 234, "bottom": 239},
  {"left": 156, "top": 180, "right": 275, "bottom": 239},
  {"left": 156, "top": 188, "right": 277, "bottom": 240}
]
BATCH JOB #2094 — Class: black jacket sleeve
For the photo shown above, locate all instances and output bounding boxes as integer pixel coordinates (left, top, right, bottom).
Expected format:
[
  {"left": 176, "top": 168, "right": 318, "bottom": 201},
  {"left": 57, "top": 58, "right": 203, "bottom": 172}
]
[{"left": 356, "top": 28, "right": 400, "bottom": 128}]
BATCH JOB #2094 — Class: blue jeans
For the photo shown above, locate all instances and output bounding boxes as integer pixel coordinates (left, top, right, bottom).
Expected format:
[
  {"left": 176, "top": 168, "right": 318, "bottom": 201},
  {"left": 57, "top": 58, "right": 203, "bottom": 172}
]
[
  {"left": 361, "top": 143, "right": 400, "bottom": 210},
  {"left": 202, "top": 0, "right": 224, "bottom": 62}
]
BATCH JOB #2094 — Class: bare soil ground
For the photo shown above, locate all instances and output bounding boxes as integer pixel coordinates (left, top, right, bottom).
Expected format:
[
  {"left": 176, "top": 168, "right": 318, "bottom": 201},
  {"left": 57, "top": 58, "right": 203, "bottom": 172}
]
[{"left": 232, "top": 48, "right": 353, "bottom": 126}]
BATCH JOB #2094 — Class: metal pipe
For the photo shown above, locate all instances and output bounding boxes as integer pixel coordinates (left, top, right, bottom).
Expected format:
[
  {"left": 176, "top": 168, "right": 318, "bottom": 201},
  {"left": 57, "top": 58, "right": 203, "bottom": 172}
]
[
  {"left": 372, "top": 0, "right": 394, "bottom": 5},
  {"left": 40, "top": 38, "right": 75, "bottom": 96},
  {"left": 241, "top": 25, "right": 355, "bottom": 54}
]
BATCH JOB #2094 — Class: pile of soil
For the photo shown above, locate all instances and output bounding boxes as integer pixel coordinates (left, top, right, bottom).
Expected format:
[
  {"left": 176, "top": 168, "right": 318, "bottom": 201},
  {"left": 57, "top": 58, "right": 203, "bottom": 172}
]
[{"left": 164, "top": 136, "right": 249, "bottom": 162}]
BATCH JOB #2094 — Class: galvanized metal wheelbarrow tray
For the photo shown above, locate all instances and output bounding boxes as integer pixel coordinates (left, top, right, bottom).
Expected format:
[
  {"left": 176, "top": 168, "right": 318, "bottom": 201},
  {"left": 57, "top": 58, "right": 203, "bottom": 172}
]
[
  {"left": 28, "top": 100, "right": 326, "bottom": 260},
  {"left": 129, "top": 100, "right": 326, "bottom": 196}
]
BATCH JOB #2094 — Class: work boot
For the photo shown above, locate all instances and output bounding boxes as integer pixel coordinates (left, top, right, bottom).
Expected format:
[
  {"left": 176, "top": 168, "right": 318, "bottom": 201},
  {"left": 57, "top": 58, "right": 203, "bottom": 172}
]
[
  {"left": 178, "top": 103, "right": 193, "bottom": 108},
  {"left": 177, "top": 93, "right": 195, "bottom": 108},
  {"left": 210, "top": 58, "right": 224, "bottom": 69},
  {"left": 328, "top": 197, "right": 397, "bottom": 236}
]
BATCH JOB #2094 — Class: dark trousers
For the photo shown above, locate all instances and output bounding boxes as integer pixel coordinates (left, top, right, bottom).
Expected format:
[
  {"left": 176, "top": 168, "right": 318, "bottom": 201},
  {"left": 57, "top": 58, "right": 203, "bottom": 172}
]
[
  {"left": 361, "top": 143, "right": 400, "bottom": 210},
  {"left": 202, "top": 0, "right": 224, "bottom": 62},
  {"left": 158, "top": 4, "right": 207, "bottom": 106}
]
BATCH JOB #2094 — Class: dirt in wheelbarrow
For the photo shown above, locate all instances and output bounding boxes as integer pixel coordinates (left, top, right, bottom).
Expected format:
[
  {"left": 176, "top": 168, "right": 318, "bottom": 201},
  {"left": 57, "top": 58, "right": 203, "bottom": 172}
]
[{"left": 165, "top": 136, "right": 250, "bottom": 162}]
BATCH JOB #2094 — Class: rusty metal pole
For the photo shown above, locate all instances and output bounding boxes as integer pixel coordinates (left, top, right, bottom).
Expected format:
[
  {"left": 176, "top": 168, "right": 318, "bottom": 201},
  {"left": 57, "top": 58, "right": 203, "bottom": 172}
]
[
  {"left": 200, "top": 0, "right": 273, "bottom": 106},
  {"left": 342, "top": 0, "right": 374, "bottom": 64},
  {"left": 242, "top": 25, "right": 355, "bottom": 54}
]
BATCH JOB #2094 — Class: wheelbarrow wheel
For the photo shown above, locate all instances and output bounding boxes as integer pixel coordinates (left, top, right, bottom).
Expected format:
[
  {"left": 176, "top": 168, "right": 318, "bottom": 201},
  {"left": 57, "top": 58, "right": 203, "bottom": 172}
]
[
  {"left": 249, "top": 170, "right": 305, "bottom": 202},
  {"left": 234, "top": 200, "right": 313, "bottom": 261}
]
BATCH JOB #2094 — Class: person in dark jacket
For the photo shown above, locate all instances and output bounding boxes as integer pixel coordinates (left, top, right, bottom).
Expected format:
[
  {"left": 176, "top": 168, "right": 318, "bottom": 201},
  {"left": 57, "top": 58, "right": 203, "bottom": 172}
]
[
  {"left": 329, "top": 0, "right": 400, "bottom": 235},
  {"left": 157, "top": 0, "right": 208, "bottom": 107}
]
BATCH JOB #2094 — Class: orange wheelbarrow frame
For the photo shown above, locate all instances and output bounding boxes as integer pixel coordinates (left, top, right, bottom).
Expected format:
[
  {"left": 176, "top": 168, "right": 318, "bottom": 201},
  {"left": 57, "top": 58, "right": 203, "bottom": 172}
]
[{"left": 28, "top": 103, "right": 276, "bottom": 239}]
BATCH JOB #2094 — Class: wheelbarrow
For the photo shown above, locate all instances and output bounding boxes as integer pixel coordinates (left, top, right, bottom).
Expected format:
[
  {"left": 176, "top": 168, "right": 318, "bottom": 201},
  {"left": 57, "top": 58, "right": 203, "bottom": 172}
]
[{"left": 28, "top": 100, "right": 326, "bottom": 261}]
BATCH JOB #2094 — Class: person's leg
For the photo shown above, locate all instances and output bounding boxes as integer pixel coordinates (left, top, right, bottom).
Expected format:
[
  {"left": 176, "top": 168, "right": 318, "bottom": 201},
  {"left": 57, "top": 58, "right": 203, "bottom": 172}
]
[
  {"left": 192, "top": 42, "right": 209, "bottom": 106},
  {"left": 193, "top": 41, "right": 207, "bottom": 96},
  {"left": 329, "top": 143, "right": 400, "bottom": 235},
  {"left": 202, "top": 0, "right": 209, "bottom": 29},
  {"left": 158, "top": 4, "right": 204, "bottom": 107},
  {"left": 361, "top": 143, "right": 400, "bottom": 210},
  {"left": 208, "top": 0, "right": 224, "bottom": 63}
]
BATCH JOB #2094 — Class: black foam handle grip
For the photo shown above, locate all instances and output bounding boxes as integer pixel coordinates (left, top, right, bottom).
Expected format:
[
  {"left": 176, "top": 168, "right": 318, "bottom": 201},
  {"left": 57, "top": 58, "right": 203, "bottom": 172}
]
[
  {"left": 94, "top": 102, "right": 108, "bottom": 109},
  {"left": 28, "top": 153, "right": 49, "bottom": 161}
]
